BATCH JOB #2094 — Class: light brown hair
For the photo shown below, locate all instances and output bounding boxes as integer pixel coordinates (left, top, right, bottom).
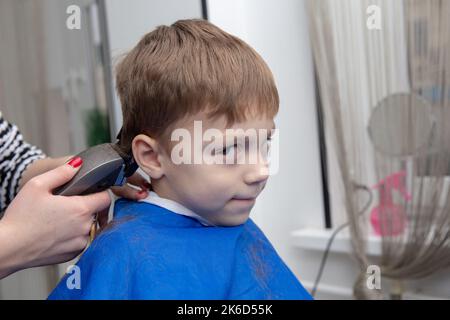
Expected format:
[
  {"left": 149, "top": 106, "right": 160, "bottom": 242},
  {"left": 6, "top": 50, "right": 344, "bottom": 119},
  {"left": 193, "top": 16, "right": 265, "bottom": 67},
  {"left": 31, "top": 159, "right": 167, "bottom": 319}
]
[{"left": 116, "top": 19, "right": 279, "bottom": 154}]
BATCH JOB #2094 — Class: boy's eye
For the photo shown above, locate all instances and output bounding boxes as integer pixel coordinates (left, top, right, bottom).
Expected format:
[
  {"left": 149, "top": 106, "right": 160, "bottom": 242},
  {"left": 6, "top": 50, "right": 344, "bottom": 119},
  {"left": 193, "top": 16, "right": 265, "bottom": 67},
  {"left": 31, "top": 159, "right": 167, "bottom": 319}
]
[{"left": 221, "top": 143, "right": 237, "bottom": 155}]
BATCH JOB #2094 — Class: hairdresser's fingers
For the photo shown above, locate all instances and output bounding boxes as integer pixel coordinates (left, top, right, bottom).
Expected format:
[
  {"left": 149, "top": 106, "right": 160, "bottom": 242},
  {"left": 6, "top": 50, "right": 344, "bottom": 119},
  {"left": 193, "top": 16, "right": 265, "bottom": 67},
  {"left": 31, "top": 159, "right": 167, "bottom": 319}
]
[
  {"left": 126, "top": 173, "right": 151, "bottom": 190},
  {"left": 73, "top": 191, "right": 111, "bottom": 217},
  {"left": 111, "top": 184, "right": 148, "bottom": 201},
  {"left": 31, "top": 157, "right": 82, "bottom": 192}
]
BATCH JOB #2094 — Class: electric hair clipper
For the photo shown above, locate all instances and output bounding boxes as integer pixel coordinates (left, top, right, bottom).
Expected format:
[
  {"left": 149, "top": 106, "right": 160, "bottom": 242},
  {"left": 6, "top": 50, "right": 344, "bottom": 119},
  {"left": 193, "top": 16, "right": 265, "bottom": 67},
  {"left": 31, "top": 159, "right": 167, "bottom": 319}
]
[{"left": 53, "top": 141, "right": 138, "bottom": 196}]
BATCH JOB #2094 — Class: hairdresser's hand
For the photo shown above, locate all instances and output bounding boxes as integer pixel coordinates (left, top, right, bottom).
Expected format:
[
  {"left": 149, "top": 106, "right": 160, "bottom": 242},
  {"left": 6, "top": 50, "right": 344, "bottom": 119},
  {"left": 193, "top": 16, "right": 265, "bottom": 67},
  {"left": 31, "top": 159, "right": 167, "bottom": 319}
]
[
  {"left": 21, "top": 155, "right": 151, "bottom": 202},
  {"left": 111, "top": 173, "right": 150, "bottom": 201},
  {"left": 0, "top": 158, "right": 111, "bottom": 279},
  {"left": 21, "top": 154, "right": 150, "bottom": 230}
]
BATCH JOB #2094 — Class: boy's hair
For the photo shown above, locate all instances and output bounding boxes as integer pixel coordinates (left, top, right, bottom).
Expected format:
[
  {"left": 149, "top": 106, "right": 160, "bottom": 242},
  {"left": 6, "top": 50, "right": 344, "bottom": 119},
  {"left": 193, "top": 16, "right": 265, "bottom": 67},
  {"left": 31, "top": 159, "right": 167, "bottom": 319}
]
[{"left": 116, "top": 19, "right": 279, "bottom": 154}]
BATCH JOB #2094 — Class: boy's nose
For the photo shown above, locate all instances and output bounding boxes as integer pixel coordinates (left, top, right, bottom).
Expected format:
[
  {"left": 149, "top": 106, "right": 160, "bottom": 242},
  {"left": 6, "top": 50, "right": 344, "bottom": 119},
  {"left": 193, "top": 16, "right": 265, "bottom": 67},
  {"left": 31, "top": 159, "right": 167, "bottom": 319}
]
[{"left": 243, "top": 163, "right": 270, "bottom": 185}]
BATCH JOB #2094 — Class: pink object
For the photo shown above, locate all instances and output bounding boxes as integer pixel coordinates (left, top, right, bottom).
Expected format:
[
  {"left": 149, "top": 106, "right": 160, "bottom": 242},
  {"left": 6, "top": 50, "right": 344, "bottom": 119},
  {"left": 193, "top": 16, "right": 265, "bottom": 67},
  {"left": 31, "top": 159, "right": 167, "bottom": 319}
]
[{"left": 370, "top": 171, "right": 412, "bottom": 236}]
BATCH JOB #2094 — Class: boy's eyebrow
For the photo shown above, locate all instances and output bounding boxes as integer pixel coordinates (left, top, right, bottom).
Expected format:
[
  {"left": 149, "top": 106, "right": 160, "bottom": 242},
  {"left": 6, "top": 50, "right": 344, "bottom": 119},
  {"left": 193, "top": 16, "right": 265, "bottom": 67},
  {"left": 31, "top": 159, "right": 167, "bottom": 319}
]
[{"left": 201, "top": 123, "right": 276, "bottom": 146}]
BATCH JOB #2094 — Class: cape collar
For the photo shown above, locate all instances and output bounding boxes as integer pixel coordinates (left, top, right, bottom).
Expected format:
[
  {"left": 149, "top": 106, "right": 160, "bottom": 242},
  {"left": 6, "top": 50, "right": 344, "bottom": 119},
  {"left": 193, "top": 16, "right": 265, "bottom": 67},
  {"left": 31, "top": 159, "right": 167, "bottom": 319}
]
[{"left": 139, "top": 191, "right": 214, "bottom": 226}]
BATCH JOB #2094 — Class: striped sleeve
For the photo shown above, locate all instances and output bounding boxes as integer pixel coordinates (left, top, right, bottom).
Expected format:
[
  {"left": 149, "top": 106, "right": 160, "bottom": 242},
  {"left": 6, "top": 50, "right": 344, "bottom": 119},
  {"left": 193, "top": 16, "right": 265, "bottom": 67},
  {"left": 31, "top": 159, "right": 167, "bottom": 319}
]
[{"left": 0, "top": 112, "right": 46, "bottom": 213}]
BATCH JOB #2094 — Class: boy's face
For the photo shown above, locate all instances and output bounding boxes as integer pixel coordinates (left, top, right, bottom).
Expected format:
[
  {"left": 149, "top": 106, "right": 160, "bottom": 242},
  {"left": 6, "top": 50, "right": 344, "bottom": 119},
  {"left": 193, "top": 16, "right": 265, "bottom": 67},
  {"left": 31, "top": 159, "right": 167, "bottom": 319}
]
[{"left": 135, "top": 111, "right": 275, "bottom": 226}]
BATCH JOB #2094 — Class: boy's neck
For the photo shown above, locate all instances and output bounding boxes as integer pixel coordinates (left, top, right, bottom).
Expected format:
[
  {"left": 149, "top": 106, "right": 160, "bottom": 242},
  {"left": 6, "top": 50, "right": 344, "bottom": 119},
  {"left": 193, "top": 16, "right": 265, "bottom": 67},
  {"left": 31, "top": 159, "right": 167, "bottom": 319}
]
[
  {"left": 143, "top": 180, "right": 214, "bottom": 226},
  {"left": 150, "top": 179, "right": 178, "bottom": 204}
]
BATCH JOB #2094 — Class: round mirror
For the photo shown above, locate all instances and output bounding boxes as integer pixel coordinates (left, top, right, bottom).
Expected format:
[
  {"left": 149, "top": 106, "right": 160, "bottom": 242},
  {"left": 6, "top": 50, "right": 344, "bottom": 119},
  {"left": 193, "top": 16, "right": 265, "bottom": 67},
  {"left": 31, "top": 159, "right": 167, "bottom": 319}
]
[{"left": 367, "top": 93, "right": 435, "bottom": 157}]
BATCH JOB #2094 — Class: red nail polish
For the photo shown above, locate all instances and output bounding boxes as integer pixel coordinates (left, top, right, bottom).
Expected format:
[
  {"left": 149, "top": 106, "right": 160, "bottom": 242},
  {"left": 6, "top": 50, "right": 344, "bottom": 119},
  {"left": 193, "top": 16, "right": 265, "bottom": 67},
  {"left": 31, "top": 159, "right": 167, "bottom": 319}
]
[{"left": 67, "top": 157, "right": 83, "bottom": 168}]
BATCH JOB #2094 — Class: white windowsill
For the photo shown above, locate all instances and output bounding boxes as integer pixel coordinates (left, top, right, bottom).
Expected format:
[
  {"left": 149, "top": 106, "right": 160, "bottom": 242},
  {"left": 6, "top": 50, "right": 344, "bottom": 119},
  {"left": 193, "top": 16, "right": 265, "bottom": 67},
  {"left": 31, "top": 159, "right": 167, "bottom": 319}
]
[{"left": 291, "top": 227, "right": 382, "bottom": 256}]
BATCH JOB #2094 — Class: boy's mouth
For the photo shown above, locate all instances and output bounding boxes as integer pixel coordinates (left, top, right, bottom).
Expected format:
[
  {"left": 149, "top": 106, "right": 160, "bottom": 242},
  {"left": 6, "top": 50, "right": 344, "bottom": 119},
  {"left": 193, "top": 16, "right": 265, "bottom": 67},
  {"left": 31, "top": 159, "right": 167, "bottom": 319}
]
[
  {"left": 231, "top": 196, "right": 257, "bottom": 204},
  {"left": 233, "top": 196, "right": 256, "bottom": 200}
]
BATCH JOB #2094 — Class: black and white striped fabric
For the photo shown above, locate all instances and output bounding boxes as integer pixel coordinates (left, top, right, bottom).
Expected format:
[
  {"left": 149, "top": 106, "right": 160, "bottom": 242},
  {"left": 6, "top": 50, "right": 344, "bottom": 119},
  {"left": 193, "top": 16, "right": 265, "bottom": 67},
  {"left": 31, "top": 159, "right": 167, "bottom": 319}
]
[{"left": 0, "top": 112, "right": 46, "bottom": 213}]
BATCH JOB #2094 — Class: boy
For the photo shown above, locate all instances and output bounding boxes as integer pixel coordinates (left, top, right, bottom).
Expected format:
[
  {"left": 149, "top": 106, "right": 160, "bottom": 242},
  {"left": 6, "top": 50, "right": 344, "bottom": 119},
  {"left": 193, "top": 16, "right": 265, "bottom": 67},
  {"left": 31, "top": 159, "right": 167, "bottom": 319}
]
[{"left": 49, "top": 19, "right": 312, "bottom": 300}]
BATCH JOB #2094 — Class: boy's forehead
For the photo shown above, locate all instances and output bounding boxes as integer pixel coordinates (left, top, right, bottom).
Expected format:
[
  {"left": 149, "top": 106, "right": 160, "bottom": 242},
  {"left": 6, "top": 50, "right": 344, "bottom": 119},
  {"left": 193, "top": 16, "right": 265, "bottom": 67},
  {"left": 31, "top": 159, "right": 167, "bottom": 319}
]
[{"left": 176, "top": 112, "right": 276, "bottom": 132}]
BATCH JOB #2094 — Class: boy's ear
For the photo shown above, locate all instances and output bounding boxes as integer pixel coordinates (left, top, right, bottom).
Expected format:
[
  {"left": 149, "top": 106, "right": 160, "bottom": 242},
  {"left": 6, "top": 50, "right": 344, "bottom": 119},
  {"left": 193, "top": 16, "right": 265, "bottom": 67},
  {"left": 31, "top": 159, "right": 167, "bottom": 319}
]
[{"left": 132, "top": 134, "right": 165, "bottom": 179}]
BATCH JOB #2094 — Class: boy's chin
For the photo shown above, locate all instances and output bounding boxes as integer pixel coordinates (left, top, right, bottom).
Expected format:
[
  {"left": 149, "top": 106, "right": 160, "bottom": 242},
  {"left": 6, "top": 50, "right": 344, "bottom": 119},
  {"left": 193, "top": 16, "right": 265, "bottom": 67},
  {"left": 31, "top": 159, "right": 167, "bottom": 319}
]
[{"left": 210, "top": 210, "right": 251, "bottom": 227}]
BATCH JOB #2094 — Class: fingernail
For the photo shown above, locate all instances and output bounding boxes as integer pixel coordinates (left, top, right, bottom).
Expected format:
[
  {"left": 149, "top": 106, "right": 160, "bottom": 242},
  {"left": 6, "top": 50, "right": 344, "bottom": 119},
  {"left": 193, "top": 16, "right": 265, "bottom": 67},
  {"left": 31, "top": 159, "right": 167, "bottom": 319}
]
[
  {"left": 138, "top": 190, "right": 148, "bottom": 198},
  {"left": 67, "top": 157, "right": 83, "bottom": 168}
]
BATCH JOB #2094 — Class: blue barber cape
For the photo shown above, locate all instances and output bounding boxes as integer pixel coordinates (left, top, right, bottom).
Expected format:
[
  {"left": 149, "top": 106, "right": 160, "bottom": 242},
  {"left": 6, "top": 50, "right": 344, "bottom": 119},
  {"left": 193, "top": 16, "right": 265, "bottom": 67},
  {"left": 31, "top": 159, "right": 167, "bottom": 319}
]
[{"left": 48, "top": 199, "right": 312, "bottom": 300}]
